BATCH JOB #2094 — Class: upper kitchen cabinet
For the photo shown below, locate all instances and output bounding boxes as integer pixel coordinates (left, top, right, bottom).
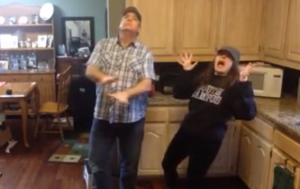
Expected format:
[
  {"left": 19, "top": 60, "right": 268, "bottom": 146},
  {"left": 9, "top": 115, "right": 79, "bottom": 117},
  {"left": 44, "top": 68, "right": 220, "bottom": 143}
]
[
  {"left": 285, "top": 0, "right": 300, "bottom": 63},
  {"left": 174, "top": 0, "right": 220, "bottom": 61},
  {"left": 262, "top": 0, "right": 290, "bottom": 60},
  {"left": 261, "top": 0, "right": 300, "bottom": 69},
  {"left": 218, "top": 0, "right": 263, "bottom": 60},
  {"left": 126, "top": 0, "right": 174, "bottom": 58}
]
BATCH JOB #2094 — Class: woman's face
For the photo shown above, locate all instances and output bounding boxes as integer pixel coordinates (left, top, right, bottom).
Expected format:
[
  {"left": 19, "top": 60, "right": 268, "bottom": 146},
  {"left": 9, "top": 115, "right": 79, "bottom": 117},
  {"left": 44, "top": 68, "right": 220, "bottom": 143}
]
[{"left": 214, "top": 50, "right": 234, "bottom": 75}]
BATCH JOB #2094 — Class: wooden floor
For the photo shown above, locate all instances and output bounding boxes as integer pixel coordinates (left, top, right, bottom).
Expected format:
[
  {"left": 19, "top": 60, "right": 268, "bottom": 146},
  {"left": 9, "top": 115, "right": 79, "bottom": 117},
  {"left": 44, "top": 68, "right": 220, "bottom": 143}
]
[{"left": 0, "top": 119, "right": 248, "bottom": 189}]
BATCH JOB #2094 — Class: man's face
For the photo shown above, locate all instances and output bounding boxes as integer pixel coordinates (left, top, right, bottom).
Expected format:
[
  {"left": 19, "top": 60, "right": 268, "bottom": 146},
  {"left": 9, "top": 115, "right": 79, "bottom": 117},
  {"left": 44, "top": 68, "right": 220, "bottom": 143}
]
[
  {"left": 214, "top": 50, "right": 233, "bottom": 74},
  {"left": 119, "top": 12, "right": 140, "bottom": 33}
]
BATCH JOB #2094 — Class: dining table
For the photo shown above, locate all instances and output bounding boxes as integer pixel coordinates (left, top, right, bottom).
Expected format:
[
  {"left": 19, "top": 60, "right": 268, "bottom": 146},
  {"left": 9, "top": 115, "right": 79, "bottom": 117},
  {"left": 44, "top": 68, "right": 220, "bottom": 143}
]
[{"left": 0, "top": 82, "right": 40, "bottom": 147}]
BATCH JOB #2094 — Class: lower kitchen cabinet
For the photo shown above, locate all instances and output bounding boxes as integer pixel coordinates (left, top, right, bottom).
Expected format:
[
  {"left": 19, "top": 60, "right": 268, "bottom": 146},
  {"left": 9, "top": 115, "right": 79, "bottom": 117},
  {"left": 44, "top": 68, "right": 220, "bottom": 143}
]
[
  {"left": 266, "top": 148, "right": 300, "bottom": 189},
  {"left": 137, "top": 107, "right": 241, "bottom": 177},
  {"left": 250, "top": 132, "right": 272, "bottom": 189},
  {"left": 138, "top": 123, "right": 167, "bottom": 176},
  {"left": 237, "top": 125, "right": 253, "bottom": 186},
  {"left": 168, "top": 123, "right": 240, "bottom": 176},
  {"left": 238, "top": 118, "right": 300, "bottom": 189},
  {"left": 238, "top": 123, "right": 272, "bottom": 189}
]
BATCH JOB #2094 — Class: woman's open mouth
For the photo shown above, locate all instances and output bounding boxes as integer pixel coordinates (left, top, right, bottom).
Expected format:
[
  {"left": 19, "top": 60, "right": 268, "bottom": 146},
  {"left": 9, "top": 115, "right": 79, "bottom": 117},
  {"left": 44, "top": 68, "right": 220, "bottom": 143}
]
[{"left": 217, "top": 61, "right": 225, "bottom": 67}]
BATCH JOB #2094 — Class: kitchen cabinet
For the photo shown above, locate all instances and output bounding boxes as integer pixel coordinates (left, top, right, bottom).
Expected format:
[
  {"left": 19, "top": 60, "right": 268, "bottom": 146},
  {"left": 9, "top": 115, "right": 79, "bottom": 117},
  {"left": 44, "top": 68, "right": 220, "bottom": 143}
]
[
  {"left": 123, "top": 0, "right": 300, "bottom": 68},
  {"left": 125, "top": 0, "right": 174, "bottom": 56},
  {"left": 174, "top": 0, "right": 219, "bottom": 59},
  {"left": 218, "top": 0, "right": 263, "bottom": 60},
  {"left": 138, "top": 106, "right": 240, "bottom": 176},
  {"left": 238, "top": 117, "right": 300, "bottom": 189},
  {"left": 249, "top": 132, "right": 272, "bottom": 189},
  {"left": 138, "top": 123, "right": 167, "bottom": 175},
  {"left": 266, "top": 148, "right": 300, "bottom": 189},
  {"left": 237, "top": 125, "right": 253, "bottom": 187},
  {"left": 238, "top": 118, "right": 274, "bottom": 189},
  {"left": 262, "top": 0, "right": 300, "bottom": 69},
  {"left": 262, "top": 0, "right": 290, "bottom": 59},
  {"left": 168, "top": 121, "right": 240, "bottom": 176},
  {"left": 208, "top": 121, "right": 241, "bottom": 175},
  {"left": 285, "top": 0, "right": 300, "bottom": 63},
  {"left": 125, "top": 0, "right": 263, "bottom": 62}
]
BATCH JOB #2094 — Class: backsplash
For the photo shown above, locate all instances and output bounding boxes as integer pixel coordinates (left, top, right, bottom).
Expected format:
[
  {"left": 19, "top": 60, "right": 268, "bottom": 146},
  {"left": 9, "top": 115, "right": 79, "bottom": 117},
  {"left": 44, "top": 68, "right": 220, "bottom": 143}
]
[
  {"left": 281, "top": 66, "right": 300, "bottom": 96},
  {"left": 154, "top": 62, "right": 210, "bottom": 76},
  {"left": 154, "top": 62, "right": 300, "bottom": 96}
]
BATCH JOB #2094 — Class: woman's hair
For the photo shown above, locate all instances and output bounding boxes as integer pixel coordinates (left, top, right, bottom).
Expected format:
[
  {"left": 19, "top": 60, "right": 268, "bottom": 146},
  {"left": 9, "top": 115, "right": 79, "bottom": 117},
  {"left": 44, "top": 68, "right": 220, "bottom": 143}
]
[{"left": 196, "top": 58, "right": 240, "bottom": 88}]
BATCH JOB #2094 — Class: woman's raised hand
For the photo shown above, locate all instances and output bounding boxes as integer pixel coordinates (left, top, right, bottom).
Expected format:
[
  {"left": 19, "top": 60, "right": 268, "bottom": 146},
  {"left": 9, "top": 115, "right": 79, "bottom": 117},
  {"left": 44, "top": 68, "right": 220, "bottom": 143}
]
[{"left": 177, "top": 53, "right": 198, "bottom": 71}]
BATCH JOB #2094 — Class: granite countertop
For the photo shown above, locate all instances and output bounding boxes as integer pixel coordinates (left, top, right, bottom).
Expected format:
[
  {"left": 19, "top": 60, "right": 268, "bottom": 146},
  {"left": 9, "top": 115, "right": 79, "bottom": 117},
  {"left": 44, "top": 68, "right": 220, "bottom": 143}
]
[
  {"left": 149, "top": 93, "right": 300, "bottom": 143},
  {"left": 255, "top": 96, "right": 300, "bottom": 143}
]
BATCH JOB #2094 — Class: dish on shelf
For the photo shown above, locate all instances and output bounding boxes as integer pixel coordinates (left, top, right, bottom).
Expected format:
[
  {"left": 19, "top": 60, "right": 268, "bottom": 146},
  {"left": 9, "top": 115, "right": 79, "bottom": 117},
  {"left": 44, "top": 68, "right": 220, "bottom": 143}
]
[
  {"left": 0, "top": 16, "right": 5, "bottom": 25},
  {"left": 39, "top": 3, "right": 54, "bottom": 21},
  {"left": 9, "top": 17, "right": 17, "bottom": 25},
  {"left": 18, "top": 16, "right": 28, "bottom": 24}
]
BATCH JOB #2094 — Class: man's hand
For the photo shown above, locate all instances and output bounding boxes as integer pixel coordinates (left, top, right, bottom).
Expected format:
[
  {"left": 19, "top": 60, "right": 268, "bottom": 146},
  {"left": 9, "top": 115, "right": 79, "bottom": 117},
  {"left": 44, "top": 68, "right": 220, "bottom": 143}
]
[
  {"left": 100, "top": 75, "right": 118, "bottom": 85},
  {"left": 108, "top": 91, "right": 129, "bottom": 104}
]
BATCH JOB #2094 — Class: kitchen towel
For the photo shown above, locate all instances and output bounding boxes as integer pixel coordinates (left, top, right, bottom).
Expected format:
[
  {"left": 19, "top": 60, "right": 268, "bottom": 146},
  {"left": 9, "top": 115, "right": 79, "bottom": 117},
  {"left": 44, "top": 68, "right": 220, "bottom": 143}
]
[{"left": 273, "top": 164, "right": 294, "bottom": 189}]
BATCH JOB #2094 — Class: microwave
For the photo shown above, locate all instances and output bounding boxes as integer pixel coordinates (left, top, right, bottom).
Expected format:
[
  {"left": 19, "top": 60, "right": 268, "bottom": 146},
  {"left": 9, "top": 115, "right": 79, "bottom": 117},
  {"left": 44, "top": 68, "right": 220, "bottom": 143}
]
[{"left": 239, "top": 64, "right": 283, "bottom": 98}]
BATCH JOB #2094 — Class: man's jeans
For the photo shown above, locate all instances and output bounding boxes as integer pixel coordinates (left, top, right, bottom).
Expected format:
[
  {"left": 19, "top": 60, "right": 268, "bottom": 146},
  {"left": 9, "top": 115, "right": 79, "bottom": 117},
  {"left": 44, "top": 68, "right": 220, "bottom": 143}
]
[{"left": 88, "top": 118, "right": 145, "bottom": 189}]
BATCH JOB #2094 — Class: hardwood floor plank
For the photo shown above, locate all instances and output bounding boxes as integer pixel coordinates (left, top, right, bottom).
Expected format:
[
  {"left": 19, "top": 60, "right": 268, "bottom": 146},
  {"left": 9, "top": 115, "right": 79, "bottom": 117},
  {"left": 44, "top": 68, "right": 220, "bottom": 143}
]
[{"left": 0, "top": 120, "right": 248, "bottom": 189}]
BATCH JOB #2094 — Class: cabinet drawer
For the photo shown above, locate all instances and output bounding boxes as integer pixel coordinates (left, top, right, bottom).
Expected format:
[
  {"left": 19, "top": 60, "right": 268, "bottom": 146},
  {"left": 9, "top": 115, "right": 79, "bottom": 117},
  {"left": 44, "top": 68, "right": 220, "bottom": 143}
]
[
  {"left": 29, "top": 74, "right": 53, "bottom": 82},
  {"left": 274, "top": 130, "right": 300, "bottom": 163},
  {"left": 244, "top": 117, "right": 274, "bottom": 142},
  {"left": 0, "top": 75, "right": 29, "bottom": 82},
  {"left": 145, "top": 107, "right": 168, "bottom": 122},
  {"left": 0, "top": 75, "right": 11, "bottom": 81},
  {"left": 168, "top": 107, "right": 188, "bottom": 122}
]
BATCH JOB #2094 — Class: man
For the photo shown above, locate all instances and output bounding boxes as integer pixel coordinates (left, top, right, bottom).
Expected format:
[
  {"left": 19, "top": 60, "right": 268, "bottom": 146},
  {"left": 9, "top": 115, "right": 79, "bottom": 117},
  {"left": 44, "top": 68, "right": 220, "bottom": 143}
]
[{"left": 85, "top": 6, "right": 155, "bottom": 189}]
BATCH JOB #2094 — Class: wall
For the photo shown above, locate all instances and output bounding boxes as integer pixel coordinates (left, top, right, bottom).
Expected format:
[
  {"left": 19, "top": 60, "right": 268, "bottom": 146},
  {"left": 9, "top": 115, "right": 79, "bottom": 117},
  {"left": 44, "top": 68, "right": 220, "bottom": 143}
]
[{"left": 0, "top": 0, "right": 107, "bottom": 45}]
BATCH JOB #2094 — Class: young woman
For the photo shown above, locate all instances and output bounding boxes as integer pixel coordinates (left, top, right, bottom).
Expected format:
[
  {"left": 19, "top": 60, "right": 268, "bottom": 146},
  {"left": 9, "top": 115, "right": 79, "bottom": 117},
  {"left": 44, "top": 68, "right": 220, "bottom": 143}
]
[{"left": 162, "top": 46, "right": 257, "bottom": 189}]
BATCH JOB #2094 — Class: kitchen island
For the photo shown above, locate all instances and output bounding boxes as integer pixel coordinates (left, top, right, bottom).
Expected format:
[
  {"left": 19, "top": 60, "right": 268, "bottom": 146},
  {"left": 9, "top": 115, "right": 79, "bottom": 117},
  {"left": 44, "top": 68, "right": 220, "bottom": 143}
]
[{"left": 145, "top": 93, "right": 300, "bottom": 189}]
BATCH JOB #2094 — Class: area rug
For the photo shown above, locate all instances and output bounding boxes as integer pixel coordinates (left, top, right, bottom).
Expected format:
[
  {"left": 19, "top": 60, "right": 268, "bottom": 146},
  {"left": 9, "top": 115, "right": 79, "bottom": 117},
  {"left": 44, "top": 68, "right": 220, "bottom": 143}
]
[{"left": 46, "top": 133, "right": 89, "bottom": 164}]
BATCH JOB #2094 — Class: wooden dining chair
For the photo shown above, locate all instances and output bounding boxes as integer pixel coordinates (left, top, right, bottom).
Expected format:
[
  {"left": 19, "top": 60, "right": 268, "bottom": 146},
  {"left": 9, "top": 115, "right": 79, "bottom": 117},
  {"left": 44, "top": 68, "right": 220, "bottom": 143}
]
[{"left": 34, "top": 66, "right": 72, "bottom": 139}]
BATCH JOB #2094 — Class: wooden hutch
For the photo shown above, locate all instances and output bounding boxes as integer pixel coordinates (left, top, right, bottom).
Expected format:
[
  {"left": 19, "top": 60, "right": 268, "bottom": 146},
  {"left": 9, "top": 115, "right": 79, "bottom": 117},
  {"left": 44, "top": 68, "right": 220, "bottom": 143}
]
[{"left": 0, "top": 4, "right": 56, "bottom": 115}]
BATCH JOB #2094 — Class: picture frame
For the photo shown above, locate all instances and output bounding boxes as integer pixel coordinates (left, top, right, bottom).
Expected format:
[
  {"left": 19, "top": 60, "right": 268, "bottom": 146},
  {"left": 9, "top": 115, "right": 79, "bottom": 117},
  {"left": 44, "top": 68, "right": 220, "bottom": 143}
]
[{"left": 62, "top": 17, "right": 95, "bottom": 56}]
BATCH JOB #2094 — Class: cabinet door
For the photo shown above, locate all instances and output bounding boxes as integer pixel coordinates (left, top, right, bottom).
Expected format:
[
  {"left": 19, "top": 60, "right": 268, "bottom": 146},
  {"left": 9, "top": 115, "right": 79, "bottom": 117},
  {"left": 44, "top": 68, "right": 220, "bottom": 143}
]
[
  {"left": 169, "top": 122, "right": 239, "bottom": 176},
  {"left": 285, "top": 0, "right": 300, "bottom": 62},
  {"left": 138, "top": 123, "right": 167, "bottom": 176},
  {"left": 174, "top": 0, "right": 220, "bottom": 58},
  {"left": 238, "top": 125, "right": 253, "bottom": 187},
  {"left": 126, "top": 0, "right": 174, "bottom": 55},
  {"left": 218, "top": 0, "right": 263, "bottom": 59},
  {"left": 250, "top": 134, "right": 272, "bottom": 189},
  {"left": 266, "top": 148, "right": 293, "bottom": 189},
  {"left": 262, "top": 0, "right": 290, "bottom": 59},
  {"left": 208, "top": 121, "right": 238, "bottom": 175}
]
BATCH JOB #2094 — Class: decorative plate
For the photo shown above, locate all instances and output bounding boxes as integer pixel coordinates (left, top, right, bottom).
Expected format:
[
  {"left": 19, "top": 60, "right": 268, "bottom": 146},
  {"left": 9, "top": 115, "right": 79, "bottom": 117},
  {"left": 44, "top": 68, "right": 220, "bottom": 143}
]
[
  {"left": 0, "top": 16, "right": 5, "bottom": 25},
  {"left": 18, "top": 16, "right": 28, "bottom": 24},
  {"left": 39, "top": 3, "right": 54, "bottom": 21}
]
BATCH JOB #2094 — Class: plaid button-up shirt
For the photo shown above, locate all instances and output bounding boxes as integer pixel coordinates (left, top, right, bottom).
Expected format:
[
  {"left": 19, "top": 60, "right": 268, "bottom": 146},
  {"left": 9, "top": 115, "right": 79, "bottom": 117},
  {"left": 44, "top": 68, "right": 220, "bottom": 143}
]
[{"left": 87, "top": 37, "right": 156, "bottom": 123}]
